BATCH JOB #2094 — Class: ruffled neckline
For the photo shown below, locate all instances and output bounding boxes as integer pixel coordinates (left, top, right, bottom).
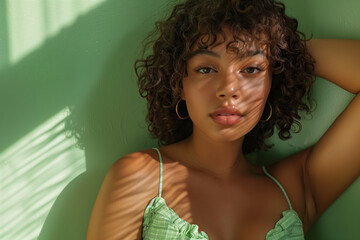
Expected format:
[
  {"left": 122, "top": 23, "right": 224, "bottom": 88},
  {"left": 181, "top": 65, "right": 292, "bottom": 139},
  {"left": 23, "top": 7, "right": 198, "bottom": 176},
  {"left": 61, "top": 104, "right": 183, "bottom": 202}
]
[
  {"left": 143, "top": 197, "right": 209, "bottom": 239},
  {"left": 143, "top": 197, "right": 304, "bottom": 239}
]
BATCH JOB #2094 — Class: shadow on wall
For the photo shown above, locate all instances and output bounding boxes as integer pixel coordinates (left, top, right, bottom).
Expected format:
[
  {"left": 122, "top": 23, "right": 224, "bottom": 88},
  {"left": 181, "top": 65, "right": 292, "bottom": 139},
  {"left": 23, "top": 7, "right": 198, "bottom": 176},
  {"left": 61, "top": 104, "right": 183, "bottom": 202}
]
[{"left": 0, "top": 0, "right": 167, "bottom": 239}]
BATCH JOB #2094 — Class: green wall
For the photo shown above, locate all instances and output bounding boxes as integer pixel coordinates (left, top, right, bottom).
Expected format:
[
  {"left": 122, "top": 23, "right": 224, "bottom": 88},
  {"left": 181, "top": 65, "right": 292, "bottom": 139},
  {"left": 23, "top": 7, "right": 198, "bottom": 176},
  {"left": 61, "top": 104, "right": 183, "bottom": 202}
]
[
  {"left": 0, "top": 0, "right": 358, "bottom": 239},
  {"left": 0, "top": 0, "right": 167, "bottom": 239}
]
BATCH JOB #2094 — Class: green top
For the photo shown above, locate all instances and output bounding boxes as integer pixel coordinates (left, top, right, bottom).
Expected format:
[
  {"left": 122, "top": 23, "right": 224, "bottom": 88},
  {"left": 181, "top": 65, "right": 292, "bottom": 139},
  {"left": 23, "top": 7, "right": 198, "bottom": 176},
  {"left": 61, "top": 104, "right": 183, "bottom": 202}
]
[{"left": 142, "top": 148, "right": 304, "bottom": 239}]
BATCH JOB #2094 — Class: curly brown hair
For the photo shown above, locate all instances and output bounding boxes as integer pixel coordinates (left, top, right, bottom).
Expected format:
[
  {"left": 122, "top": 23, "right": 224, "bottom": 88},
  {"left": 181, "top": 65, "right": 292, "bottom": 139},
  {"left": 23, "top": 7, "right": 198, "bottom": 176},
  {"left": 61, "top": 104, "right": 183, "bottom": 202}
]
[{"left": 135, "top": 0, "right": 315, "bottom": 154}]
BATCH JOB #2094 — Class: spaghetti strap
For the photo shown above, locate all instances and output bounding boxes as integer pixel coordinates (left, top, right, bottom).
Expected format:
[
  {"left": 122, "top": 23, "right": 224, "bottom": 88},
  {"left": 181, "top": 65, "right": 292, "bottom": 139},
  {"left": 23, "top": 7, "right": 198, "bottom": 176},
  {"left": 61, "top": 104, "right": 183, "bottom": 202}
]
[
  {"left": 153, "top": 148, "right": 163, "bottom": 198},
  {"left": 262, "top": 166, "right": 293, "bottom": 210}
]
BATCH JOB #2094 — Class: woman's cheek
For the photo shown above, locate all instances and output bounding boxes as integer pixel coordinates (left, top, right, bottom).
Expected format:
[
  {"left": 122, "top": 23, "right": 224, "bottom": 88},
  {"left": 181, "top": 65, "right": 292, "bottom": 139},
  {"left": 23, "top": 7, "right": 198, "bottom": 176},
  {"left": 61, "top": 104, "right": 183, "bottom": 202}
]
[{"left": 243, "top": 79, "right": 269, "bottom": 101}]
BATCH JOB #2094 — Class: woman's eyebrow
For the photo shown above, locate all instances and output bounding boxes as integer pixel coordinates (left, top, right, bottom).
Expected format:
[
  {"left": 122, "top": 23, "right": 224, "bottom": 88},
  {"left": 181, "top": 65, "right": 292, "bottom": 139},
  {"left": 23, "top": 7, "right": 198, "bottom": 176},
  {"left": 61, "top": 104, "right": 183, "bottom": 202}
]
[{"left": 188, "top": 49, "right": 266, "bottom": 59}]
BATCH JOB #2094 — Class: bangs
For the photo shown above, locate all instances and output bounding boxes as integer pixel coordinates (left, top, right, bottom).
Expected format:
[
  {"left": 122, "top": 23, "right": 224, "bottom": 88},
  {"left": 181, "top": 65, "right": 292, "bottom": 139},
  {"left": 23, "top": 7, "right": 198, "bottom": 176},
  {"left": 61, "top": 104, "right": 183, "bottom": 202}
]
[{"left": 187, "top": 26, "right": 271, "bottom": 61}]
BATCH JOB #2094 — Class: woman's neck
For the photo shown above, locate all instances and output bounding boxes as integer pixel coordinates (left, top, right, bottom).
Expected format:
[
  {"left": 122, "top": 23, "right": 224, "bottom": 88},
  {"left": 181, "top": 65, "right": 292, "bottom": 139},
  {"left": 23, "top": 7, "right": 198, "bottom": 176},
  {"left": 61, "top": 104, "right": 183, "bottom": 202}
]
[{"left": 181, "top": 130, "right": 248, "bottom": 180}]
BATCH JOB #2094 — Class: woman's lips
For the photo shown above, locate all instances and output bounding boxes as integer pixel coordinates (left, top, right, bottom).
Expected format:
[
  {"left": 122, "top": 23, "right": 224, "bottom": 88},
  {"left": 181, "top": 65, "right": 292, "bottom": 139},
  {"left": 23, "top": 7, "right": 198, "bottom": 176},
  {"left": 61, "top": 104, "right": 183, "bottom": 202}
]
[{"left": 210, "top": 108, "right": 243, "bottom": 125}]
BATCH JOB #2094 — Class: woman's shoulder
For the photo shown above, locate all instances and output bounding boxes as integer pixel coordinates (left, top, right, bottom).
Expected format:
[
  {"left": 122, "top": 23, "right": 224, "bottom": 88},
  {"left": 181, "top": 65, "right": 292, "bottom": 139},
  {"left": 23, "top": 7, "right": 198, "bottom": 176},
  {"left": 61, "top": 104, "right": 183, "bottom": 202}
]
[
  {"left": 106, "top": 148, "right": 165, "bottom": 196},
  {"left": 87, "top": 149, "right": 162, "bottom": 240},
  {"left": 264, "top": 147, "right": 314, "bottom": 231},
  {"left": 267, "top": 148, "right": 311, "bottom": 176},
  {"left": 111, "top": 149, "right": 161, "bottom": 176},
  {"left": 109, "top": 146, "right": 183, "bottom": 189},
  {"left": 264, "top": 148, "right": 312, "bottom": 195}
]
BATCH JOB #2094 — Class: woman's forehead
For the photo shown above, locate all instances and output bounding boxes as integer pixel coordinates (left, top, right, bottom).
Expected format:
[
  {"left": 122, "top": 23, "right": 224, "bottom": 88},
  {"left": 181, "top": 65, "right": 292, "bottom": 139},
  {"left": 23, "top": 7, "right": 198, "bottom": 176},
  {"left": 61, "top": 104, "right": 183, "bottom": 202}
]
[
  {"left": 192, "top": 26, "right": 269, "bottom": 55},
  {"left": 192, "top": 34, "right": 269, "bottom": 59}
]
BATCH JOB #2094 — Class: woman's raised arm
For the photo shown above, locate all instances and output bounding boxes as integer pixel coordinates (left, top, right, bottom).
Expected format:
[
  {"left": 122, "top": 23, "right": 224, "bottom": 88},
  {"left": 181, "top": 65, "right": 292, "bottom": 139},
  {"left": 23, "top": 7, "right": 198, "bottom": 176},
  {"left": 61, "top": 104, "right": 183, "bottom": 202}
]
[
  {"left": 303, "top": 39, "right": 360, "bottom": 224},
  {"left": 307, "top": 39, "right": 360, "bottom": 94}
]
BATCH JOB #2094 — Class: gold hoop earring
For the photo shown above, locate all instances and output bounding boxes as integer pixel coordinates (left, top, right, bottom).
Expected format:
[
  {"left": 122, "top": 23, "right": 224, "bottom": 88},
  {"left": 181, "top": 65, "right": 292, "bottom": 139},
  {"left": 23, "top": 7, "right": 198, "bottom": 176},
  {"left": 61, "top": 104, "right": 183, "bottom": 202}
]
[
  {"left": 175, "top": 99, "right": 189, "bottom": 120},
  {"left": 260, "top": 102, "right": 272, "bottom": 122}
]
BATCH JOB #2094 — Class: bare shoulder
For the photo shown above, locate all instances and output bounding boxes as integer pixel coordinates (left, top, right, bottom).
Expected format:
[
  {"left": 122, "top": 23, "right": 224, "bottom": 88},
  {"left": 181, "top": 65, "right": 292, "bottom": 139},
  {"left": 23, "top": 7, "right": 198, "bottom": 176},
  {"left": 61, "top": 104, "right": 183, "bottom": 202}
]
[
  {"left": 269, "top": 148, "right": 311, "bottom": 178},
  {"left": 265, "top": 148, "right": 314, "bottom": 232},
  {"left": 87, "top": 149, "right": 161, "bottom": 240},
  {"left": 111, "top": 150, "right": 161, "bottom": 181}
]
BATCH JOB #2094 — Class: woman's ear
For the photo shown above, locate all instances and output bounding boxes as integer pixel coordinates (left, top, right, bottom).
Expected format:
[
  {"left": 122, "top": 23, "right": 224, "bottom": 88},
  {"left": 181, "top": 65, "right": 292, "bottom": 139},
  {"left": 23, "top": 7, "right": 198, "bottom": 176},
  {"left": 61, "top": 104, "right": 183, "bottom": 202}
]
[{"left": 180, "top": 90, "right": 185, "bottom": 100}]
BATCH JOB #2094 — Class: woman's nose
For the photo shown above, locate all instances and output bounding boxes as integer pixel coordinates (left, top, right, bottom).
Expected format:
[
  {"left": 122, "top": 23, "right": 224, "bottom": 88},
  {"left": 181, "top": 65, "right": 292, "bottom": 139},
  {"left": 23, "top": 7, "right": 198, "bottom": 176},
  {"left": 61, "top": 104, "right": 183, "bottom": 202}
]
[{"left": 216, "top": 72, "right": 240, "bottom": 100}]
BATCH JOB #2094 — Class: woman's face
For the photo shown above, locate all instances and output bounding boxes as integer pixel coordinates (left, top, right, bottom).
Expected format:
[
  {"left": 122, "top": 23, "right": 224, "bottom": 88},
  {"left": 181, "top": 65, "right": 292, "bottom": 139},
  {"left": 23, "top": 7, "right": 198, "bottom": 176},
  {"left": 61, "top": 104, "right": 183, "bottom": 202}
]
[{"left": 182, "top": 29, "right": 272, "bottom": 142}]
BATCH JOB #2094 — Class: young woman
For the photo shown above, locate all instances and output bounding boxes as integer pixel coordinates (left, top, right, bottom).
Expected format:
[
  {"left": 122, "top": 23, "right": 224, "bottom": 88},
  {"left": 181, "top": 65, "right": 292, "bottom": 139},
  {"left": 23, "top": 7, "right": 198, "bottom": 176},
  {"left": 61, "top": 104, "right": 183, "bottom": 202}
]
[{"left": 87, "top": 0, "right": 360, "bottom": 239}]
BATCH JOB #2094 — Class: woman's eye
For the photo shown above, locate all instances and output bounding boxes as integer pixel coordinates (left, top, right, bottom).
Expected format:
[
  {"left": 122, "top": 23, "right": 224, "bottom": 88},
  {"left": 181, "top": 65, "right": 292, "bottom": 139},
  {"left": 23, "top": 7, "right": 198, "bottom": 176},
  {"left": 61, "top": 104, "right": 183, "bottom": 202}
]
[
  {"left": 196, "top": 67, "right": 216, "bottom": 74},
  {"left": 241, "top": 67, "right": 261, "bottom": 74}
]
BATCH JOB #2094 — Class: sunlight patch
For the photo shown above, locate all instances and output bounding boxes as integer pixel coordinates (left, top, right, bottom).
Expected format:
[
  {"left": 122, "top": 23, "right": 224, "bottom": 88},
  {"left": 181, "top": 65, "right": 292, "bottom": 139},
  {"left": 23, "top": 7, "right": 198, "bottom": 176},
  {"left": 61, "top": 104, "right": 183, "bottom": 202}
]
[
  {"left": 0, "top": 107, "right": 86, "bottom": 240},
  {"left": 6, "top": 0, "right": 106, "bottom": 64}
]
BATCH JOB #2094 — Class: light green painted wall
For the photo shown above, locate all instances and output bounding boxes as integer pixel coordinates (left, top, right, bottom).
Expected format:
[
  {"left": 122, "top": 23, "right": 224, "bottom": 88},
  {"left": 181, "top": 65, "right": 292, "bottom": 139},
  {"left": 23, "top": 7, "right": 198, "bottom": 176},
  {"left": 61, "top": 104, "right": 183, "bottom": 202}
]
[
  {"left": 0, "top": 0, "right": 168, "bottom": 239},
  {"left": 0, "top": 0, "right": 358, "bottom": 239}
]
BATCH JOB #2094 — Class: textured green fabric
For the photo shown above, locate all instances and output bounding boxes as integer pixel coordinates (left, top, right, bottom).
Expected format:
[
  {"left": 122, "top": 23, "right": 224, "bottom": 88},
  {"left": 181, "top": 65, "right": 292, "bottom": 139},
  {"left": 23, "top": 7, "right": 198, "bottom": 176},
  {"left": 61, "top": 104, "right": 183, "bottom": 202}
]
[
  {"left": 262, "top": 166, "right": 304, "bottom": 239},
  {"left": 142, "top": 148, "right": 305, "bottom": 239},
  {"left": 143, "top": 197, "right": 209, "bottom": 239}
]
